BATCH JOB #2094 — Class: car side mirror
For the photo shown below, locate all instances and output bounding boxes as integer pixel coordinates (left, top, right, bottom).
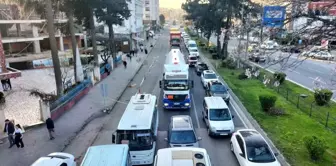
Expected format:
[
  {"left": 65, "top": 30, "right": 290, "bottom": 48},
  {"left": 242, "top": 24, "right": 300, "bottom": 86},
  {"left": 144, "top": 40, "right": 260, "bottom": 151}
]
[
  {"left": 159, "top": 81, "right": 162, "bottom": 88},
  {"left": 232, "top": 115, "right": 235, "bottom": 118},
  {"left": 217, "top": 76, "right": 219, "bottom": 78},
  {"left": 197, "top": 137, "right": 202, "bottom": 141},
  {"left": 239, "top": 153, "right": 245, "bottom": 158},
  {"left": 274, "top": 152, "right": 279, "bottom": 156},
  {"left": 112, "top": 132, "right": 116, "bottom": 144},
  {"left": 164, "top": 138, "right": 168, "bottom": 141}
]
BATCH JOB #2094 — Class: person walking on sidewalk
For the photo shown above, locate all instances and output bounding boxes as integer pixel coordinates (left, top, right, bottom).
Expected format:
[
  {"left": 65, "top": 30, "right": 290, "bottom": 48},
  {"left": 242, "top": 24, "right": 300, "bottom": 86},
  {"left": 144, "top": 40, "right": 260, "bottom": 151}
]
[
  {"left": 122, "top": 53, "right": 128, "bottom": 68},
  {"left": 14, "top": 124, "right": 24, "bottom": 148},
  {"left": 145, "top": 47, "right": 148, "bottom": 54},
  {"left": 3, "top": 119, "right": 15, "bottom": 148},
  {"left": 46, "top": 118, "right": 55, "bottom": 140}
]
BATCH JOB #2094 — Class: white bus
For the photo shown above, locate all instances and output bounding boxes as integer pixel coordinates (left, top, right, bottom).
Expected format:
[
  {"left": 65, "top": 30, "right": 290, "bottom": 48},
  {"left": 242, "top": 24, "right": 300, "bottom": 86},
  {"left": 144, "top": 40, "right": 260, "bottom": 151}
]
[
  {"left": 112, "top": 94, "right": 158, "bottom": 165},
  {"left": 154, "top": 147, "right": 212, "bottom": 166},
  {"left": 80, "top": 145, "right": 131, "bottom": 166}
]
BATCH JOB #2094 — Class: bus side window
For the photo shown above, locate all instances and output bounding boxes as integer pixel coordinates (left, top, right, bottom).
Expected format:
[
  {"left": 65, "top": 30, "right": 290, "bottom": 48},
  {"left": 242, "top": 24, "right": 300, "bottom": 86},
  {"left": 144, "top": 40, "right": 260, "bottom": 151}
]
[{"left": 151, "top": 108, "right": 158, "bottom": 133}]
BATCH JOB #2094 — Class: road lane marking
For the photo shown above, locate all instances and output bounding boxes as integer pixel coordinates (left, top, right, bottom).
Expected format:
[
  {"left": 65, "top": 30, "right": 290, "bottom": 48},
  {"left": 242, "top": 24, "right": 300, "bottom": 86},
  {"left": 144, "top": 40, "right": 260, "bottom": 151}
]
[
  {"left": 289, "top": 70, "right": 300, "bottom": 74},
  {"left": 140, "top": 77, "right": 145, "bottom": 86},
  {"left": 229, "top": 100, "right": 248, "bottom": 128},
  {"left": 191, "top": 94, "right": 201, "bottom": 128}
]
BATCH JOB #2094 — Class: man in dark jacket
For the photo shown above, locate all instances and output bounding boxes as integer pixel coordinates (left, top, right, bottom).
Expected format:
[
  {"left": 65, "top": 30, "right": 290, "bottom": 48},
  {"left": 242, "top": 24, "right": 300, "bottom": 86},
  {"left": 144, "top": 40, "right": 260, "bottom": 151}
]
[
  {"left": 46, "top": 118, "right": 55, "bottom": 140},
  {"left": 3, "top": 119, "right": 15, "bottom": 148}
]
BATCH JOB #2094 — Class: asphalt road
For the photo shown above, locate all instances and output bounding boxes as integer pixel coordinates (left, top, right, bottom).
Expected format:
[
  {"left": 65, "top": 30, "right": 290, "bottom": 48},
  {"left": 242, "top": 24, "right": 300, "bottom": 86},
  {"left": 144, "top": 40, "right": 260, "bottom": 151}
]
[
  {"left": 78, "top": 30, "right": 248, "bottom": 166},
  {"left": 209, "top": 34, "right": 336, "bottom": 97}
]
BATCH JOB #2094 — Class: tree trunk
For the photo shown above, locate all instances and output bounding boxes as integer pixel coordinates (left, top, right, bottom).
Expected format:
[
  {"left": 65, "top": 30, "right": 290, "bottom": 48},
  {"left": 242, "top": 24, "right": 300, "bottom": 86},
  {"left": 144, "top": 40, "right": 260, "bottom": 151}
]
[
  {"left": 45, "top": 0, "right": 63, "bottom": 96},
  {"left": 216, "top": 27, "right": 221, "bottom": 56},
  {"left": 221, "top": 5, "right": 232, "bottom": 60},
  {"left": 107, "top": 21, "right": 116, "bottom": 60},
  {"left": 67, "top": 13, "right": 78, "bottom": 82},
  {"left": 89, "top": 8, "right": 98, "bottom": 67}
]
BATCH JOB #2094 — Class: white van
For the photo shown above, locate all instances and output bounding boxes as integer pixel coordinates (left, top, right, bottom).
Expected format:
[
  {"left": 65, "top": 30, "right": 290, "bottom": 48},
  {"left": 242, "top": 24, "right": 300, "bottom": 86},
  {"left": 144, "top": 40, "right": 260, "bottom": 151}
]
[
  {"left": 202, "top": 97, "right": 235, "bottom": 137},
  {"left": 187, "top": 40, "right": 197, "bottom": 52}
]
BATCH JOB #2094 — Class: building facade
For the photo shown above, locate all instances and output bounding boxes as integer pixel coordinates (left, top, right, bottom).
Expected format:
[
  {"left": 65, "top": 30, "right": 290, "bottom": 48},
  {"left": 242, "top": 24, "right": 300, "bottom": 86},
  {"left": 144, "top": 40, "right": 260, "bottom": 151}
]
[{"left": 143, "top": 0, "right": 159, "bottom": 25}]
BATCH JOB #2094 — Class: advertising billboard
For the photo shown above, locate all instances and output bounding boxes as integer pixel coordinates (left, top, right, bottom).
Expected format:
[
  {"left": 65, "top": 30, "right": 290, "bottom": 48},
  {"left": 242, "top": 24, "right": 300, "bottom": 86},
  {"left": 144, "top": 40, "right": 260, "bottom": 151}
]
[
  {"left": 262, "top": 6, "right": 286, "bottom": 27},
  {"left": 308, "top": 1, "right": 336, "bottom": 16}
]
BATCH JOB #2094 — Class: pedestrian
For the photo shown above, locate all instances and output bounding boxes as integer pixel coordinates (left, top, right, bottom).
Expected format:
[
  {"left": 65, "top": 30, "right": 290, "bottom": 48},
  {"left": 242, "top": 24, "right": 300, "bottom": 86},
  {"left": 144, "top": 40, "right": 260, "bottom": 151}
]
[
  {"left": 144, "top": 48, "right": 148, "bottom": 54},
  {"left": 46, "top": 117, "right": 55, "bottom": 140},
  {"left": 14, "top": 124, "right": 24, "bottom": 148},
  {"left": 3, "top": 119, "right": 15, "bottom": 148},
  {"left": 122, "top": 53, "right": 128, "bottom": 68},
  {"left": 127, "top": 53, "right": 132, "bottom": 61},
  {"left": 131, "top": 49, "right": 135, "bottom": 56}
]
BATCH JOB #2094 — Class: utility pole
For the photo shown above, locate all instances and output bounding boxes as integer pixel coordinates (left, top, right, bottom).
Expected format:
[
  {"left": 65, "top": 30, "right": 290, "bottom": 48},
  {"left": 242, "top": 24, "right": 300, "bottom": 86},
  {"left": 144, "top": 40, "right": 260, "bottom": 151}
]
[
  {"left": 260, "top": 12, "right": 264, "bottom": 44},
  {"left": 237, "top": 7, "right": 244, "bottom": 69},
  {"left": 245, "top": 13, "right": 251, "bottom": 60}
]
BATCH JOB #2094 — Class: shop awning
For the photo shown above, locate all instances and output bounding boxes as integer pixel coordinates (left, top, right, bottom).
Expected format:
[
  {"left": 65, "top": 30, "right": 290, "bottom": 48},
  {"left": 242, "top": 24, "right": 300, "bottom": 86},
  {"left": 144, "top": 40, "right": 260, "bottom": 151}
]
[{"left": 132, "top": 37, "right": 145, "bottom": 42}]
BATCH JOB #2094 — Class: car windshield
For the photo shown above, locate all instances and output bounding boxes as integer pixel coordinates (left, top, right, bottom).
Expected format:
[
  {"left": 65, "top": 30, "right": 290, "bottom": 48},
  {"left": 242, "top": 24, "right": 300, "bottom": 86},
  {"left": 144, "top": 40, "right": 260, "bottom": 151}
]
[
  {"left": 189, "top": 56, "right": 197, "bottom": 60},
  {"left": 164, "top": 80, "right": 189, "bottom": 90},
  {"left": 189, "top": 44, "right": 197, "bottom": 47},
  {"left": 210, "top": 85, "right": 227, "bottom": 92},
  {"left": 209, "top": 109, "right": 231, "bottom": 121},
  {"left": 116, "top": 130, "right": 153, "bottom": 151},
  {"left": 170, "top": 130, "right": 197, "bottom": 144},
  {"left": 204, "top": 73, "right": 217, "bottom": 79},
  {"left": 198, "top": 64, "right": 208, "bottom": 69},
  {"left": 246, "top": 142, "right": 276, "bottom": 163},
  {"left": 190, "top": 49, "right": 198, "bottom": 52}
]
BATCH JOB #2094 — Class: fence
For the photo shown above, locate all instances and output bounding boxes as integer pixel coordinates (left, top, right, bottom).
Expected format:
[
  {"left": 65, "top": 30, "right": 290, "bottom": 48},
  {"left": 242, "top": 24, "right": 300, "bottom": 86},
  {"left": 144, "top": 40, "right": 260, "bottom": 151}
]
[{"left": 245, "top": 66, "right": 336, "bottom": 133}]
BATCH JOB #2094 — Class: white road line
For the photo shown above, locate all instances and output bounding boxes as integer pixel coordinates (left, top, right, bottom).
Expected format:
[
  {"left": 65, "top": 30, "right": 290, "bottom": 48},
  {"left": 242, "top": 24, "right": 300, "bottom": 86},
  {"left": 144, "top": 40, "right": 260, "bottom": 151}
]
[
  {"left": 191, "top": 94, "right": 201, "bottom": 128},
  {"left": 289, "top": 70, "right": 300, "bottom": 74},
  {"left": 308, "top": 77, "right": 315, "bottom": 80},
  {"left": 140, "top": 77, "right": 145, "bottom": 87},
  {"left": 229, "top": 100, "right": 248, "bottom": 128}
]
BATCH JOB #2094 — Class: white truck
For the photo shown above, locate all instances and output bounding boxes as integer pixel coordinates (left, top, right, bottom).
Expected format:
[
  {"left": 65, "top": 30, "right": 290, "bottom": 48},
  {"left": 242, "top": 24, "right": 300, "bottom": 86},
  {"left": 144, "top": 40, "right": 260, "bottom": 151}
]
[{"left": 160, "top": 49, "right": 194, "bottom": 110}]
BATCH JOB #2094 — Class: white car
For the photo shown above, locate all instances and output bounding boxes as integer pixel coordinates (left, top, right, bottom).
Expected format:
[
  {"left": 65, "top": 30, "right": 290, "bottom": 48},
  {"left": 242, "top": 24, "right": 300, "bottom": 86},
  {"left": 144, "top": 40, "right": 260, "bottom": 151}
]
[
  {"left": 260, "top": 40, "right": 279, "bottom": 50},
  {"left": 201, "top": 70, "right": 219, "bottom": 89},
  {"left": 189, "top": 48, "right": 199, "bottom": 58},
  {"left": 184, "top": 37, "right": 190, "bottom": 45},
  {"left": 230, "top": 129, "right": 281, "bottom": 166},
  {"left": 301, "top": 50, "right": 333, "bottom": 60},
  {"left": 31, "top": 152, "right": 76, "bottom": 166}
]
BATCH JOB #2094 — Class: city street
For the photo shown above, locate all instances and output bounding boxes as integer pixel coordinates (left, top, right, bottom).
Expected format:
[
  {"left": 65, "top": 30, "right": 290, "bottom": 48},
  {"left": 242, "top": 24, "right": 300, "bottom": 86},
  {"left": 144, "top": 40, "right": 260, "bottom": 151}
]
[
  {"left": 209, "top": 35, "right": 336, "bottom": 96},
  {"left": 65, "top": 30, "right": 246, "bottom": 166}
]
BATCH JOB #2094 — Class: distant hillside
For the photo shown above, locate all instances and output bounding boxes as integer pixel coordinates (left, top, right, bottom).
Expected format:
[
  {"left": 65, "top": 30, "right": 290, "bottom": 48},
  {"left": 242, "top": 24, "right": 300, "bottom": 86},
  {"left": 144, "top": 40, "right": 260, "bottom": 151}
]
[{"left": 160, "top": 8, "right": 186, "bottom": 21}]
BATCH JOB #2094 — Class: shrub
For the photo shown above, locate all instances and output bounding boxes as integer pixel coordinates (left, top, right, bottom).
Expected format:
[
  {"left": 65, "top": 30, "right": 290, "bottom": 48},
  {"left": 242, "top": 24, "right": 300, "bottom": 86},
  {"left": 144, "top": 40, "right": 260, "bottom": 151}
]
[
  {"left": 273, "top": 72, "right": 287, "bottom": 84},
  {"left": 221, "top": 58, "right": 236, "bottom": 69},
  {"left": 303, "top": 136, "right": 327, "bottom": 161},
  {"left": 259, "top": 94, "right": 277, "bottom": 112},
  {"left": 314, "top": 89, "right": 333, "bottom": 106},
  {"left": 238, "top": 72, "right": 248, "bottom": 80}
]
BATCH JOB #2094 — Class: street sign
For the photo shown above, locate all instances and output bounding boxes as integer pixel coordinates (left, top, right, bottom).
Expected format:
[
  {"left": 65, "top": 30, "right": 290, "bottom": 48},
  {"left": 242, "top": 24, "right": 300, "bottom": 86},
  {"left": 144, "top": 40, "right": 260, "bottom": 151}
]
[{"left": 100, "top": 84, "right": 108, "bottom": 97}]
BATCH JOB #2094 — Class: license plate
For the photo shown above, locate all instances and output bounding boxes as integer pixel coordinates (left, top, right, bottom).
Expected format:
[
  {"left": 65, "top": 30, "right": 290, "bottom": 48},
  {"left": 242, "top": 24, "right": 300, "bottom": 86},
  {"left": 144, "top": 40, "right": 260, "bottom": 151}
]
[
  {"left": 132, "top": 161, "right": 140, "bottom": 165},
  {"left": 220, "top": 133, "right": 228, "bottom": 136},
  {"left": 174, "top": 103, "right": 180, "bottom": 105}
]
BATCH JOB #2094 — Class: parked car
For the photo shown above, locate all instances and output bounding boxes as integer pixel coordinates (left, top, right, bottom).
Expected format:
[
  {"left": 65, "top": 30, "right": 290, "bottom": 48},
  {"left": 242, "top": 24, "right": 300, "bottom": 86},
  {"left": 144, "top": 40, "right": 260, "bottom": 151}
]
[
  {"left": 248, "top": 50, "right": 266, "bottom": 62},
  {"left": 301, "top": 50, "right": 333, "bottom": 60},
  {"left": 201, "top": 70, "right": 219, "bottom": 89},
  {"left": 230, "top": 129, "right": 281, "bottom": 166},
  {"left": 205, "top": 81, "right": 230, "bottom": 102},
  {"left": 281, "top": 45, "right": 301, "bottom": 53},
  {"left": 195, "top": 62, "right": 209, "bottom": 76},
  {"left": 260, "top": 40, "right": 279, "bottom": 50},
  {"left": 165, "top": 115, "right": 201, "bottom": 147},
  {"left": 31, "top": 152, "right": 76, "bottom": 166},
  {"left": 189, "top": 48, "right": 199, "bottom": 58}
]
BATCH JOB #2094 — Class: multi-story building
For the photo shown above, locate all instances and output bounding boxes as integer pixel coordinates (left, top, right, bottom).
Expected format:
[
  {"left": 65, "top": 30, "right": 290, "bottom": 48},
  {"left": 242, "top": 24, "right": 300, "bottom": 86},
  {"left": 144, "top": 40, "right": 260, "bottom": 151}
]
[
  {"left": 143, "top": 0, "right": 159, "bottom": 26},
  {"left": 98, "top": 0, "right": 144, "bottom": 51}
]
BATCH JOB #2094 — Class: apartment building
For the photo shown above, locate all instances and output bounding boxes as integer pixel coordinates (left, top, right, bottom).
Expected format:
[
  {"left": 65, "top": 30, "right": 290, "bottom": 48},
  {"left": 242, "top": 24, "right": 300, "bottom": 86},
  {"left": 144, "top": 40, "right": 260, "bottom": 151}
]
[{"left": 143, "top": 0, "right": 159, "bottom": 25}]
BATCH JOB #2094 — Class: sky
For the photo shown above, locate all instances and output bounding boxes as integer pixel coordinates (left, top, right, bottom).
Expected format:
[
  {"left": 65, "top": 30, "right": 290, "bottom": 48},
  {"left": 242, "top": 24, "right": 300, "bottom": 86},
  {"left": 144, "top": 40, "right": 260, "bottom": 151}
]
[{"left": 160, "top": 0, "right": 186, "bottom": 9}]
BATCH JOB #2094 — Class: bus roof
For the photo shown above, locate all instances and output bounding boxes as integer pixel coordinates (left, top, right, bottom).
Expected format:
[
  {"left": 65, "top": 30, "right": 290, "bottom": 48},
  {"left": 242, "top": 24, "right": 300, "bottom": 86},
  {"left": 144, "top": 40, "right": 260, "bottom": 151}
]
[
  {"left": 117, "top": 94, "right": 157, "bottom": 130},
  {"left": 155, "top": 147, "right": 210, "bottom": 166},
  {"left": 170, "top": 28, "right": 179, "bottom": 31},
  {"left": 80, "top": 145, "right": 129, "bottom": 166},
  {"left": 170, "top": 31, "right": 181, "bottom": 34},
  {"left": 164, "top": 64, "right": 188, "bottom": 73}
]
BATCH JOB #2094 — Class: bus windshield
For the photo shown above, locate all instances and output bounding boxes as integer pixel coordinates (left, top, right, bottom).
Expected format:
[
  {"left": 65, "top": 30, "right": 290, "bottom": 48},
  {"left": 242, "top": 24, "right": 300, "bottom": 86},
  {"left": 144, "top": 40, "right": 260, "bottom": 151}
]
[
  {"left": 116, "top": 130, "right": 154, "bottom": 151},
  {"left": 164, "top": 80, "right": 189, "bottom": 91}
]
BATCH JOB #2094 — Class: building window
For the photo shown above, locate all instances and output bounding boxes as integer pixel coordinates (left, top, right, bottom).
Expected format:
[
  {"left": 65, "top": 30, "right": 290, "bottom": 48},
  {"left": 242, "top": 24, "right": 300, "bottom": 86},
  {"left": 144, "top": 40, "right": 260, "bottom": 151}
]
[
  {"left": 145, "top": 7, "right": 150, "bottom": 11},
  {"left": 145, "top": 0, "right": 149, "bottom": 5},
  {"left": 145, "top": 14, "right": 150, "bottom": 18}
]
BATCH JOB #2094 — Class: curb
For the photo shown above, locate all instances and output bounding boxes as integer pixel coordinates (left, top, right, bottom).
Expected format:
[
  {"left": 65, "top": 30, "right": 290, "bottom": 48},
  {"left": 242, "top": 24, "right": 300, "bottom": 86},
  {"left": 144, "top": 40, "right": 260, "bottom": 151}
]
[
  {"left": 198, "top": 50, "right": 291, "bottom": 166},
  {"left": 71, "top": 36, "right": 159, "bottom": 162}
]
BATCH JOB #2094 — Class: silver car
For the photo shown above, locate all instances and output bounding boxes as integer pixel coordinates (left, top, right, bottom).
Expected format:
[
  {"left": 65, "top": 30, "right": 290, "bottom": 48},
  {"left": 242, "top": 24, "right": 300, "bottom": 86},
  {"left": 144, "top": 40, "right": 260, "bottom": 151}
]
[{"left": 165, "top": 115, "right": 201, "bottom": 147}]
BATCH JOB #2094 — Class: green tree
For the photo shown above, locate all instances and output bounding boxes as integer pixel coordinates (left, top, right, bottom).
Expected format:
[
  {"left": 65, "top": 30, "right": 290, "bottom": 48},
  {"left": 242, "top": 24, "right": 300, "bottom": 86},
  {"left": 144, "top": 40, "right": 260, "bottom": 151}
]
[
  {"left": 95, "top": 0, "right": 131, "bottom": 61},
  {"left": 159, "top": 14, "right": 166, "bottom": 26}
]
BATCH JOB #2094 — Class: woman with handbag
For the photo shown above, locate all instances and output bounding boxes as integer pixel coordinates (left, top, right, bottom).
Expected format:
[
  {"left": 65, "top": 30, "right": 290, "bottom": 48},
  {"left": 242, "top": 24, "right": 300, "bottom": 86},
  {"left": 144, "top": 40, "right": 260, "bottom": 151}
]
[{"left": 14, "top": 124, "right": 24, "bottom": 148}]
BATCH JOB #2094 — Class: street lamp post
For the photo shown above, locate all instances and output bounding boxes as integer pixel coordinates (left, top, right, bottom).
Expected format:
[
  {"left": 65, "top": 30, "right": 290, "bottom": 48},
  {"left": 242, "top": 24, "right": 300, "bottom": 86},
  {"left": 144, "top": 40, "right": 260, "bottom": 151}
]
[{"left": 297, "top": 94, "right": 308, "bottom": 108}]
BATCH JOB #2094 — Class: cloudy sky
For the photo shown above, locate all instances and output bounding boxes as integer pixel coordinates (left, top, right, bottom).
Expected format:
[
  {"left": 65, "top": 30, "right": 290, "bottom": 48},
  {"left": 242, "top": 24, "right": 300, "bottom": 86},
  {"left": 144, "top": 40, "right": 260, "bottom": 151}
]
[{"left": 160, "top": 0, "right": 185, "bottom": 9}]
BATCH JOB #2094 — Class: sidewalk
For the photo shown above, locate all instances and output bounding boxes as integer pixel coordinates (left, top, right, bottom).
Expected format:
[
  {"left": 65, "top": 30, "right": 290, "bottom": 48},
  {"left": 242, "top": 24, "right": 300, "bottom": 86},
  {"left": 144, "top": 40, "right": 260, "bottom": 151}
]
[{"left": 0, "top": 37, "right": 158, "bottom": 166}]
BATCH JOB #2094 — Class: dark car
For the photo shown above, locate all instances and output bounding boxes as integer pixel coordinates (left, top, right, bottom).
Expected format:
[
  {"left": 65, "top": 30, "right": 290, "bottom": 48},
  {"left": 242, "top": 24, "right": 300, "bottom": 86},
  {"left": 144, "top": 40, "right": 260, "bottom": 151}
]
[
  {"left": 281, "top": 45, "right": 301, "bottom": 53},
  {"left": 205, "top": 81, "right": 230, "bottom": 102},
  {"left": 195, "top": 62, "right": 209, "bottom": 76}
]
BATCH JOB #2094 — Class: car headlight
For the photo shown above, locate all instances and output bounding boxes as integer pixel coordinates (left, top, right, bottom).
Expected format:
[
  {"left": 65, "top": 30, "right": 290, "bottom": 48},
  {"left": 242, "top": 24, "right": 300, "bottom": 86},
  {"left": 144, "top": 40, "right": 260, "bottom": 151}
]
[
  {"left": 185, "top": 103, "right": 190, "bottom": 106},
  {"left": 164, "top": 103, "right": 168, "bottom": 106}
]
